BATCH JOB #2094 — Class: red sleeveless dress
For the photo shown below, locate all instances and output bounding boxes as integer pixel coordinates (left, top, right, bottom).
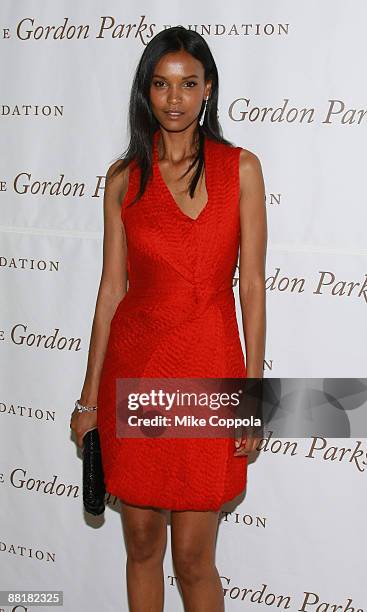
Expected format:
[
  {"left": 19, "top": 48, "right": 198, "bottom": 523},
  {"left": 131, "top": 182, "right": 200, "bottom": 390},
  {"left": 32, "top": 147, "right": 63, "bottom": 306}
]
[{"left": 97, "top": 129, "right": 248, "bottom": 511}]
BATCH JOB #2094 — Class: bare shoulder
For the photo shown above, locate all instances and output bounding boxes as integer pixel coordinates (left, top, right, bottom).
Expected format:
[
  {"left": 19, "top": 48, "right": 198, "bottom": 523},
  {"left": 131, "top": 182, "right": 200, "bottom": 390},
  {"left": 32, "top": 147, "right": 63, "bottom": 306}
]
[
  {"left": 105, "top": 158, "right": 130, "bottom": 205},
  {"left": 238, "top": 147, "right": 265, "bottom": 198}
]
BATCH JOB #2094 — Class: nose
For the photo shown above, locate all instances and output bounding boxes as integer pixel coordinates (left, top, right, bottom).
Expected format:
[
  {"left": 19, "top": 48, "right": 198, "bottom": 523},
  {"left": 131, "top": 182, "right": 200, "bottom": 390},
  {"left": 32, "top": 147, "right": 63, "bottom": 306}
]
[{"left": 167, "top": 85, "right": 182, "bottom": 105}]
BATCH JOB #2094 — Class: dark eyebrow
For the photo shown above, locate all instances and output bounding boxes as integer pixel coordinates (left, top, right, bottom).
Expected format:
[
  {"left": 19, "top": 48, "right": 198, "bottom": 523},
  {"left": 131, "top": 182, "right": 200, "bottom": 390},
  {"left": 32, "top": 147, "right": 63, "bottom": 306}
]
[{"left": 152, "top": 74, "right": 199, "bottom": 80}]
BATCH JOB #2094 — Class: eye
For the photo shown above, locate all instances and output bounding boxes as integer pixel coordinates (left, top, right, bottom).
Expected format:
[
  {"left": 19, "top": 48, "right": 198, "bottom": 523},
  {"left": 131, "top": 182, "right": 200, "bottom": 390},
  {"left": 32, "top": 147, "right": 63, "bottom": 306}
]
[
  {"left": 152, "top": 80, "right": 198, "bottom": 88},
  {"left": 152, "top": 80, "right": 166, "bottom": 87}
]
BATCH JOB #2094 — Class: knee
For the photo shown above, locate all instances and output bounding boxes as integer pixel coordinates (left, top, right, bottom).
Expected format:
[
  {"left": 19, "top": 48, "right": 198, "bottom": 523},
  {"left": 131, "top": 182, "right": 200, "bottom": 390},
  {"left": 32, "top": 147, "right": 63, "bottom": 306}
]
[
  {"left": 126, "top": 526, "right": 164, "bottom": 565},
  {"left": 172, "top": 546, "right": 214, "bottom": 585}
]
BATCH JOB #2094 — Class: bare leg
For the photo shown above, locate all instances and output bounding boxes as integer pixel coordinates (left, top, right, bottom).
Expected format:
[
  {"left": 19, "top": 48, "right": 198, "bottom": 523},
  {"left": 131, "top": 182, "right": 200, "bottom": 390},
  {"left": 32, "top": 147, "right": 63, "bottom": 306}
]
[
  {"left": 171, "top": 510, "right": 224, "bottom": 612},
  {"left": 120, "top": 500, "right": 169, "bottom": 612}
]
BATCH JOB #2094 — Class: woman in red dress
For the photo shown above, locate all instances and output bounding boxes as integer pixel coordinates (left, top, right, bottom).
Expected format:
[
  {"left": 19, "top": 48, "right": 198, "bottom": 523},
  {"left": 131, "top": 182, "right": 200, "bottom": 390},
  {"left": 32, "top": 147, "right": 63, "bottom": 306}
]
[{"left": 71, "top": 26, "right": 266, "bottom": 612}]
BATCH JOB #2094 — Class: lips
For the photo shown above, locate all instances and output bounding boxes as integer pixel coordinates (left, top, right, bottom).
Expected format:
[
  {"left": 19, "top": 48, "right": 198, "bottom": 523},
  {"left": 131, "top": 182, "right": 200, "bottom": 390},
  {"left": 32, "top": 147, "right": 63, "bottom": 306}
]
[{"left": 165, "top": 111, "right": 184, "bottom": 117}]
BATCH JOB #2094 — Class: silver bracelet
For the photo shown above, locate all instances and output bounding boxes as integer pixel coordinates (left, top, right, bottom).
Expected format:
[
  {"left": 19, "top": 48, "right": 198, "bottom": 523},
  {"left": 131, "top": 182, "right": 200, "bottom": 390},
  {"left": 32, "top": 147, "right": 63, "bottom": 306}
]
[{"left": 74, "top": 399, "right": 98, "bottom": 413}]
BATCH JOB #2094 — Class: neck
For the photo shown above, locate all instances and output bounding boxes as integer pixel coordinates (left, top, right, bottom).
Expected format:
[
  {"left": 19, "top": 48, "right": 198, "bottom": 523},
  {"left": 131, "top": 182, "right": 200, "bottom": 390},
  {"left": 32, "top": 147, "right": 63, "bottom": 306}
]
[{"left": 156, "top": 125, "right": 201, "bottom": 163}]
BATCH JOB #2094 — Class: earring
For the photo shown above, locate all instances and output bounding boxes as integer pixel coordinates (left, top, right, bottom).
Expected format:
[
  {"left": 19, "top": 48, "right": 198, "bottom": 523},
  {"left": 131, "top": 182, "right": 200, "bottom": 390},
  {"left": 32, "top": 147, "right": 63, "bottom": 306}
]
[{"left": 199, "top": 96, "right": 209, "bottom": 126}]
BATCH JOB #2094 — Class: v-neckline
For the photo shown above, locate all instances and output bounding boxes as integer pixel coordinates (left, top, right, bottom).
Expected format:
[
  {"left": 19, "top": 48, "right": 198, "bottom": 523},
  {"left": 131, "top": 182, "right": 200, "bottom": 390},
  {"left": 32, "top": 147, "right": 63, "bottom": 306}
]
[{"left": 153, "top": 129, "right": 211, "bottom": 222}]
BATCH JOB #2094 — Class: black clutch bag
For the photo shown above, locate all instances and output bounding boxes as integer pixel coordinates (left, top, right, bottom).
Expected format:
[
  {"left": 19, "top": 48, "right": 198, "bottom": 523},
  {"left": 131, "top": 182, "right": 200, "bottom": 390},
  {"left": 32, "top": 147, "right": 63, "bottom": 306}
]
[{"left": 82, "top": 428, "right": 106, "bottom": 515}]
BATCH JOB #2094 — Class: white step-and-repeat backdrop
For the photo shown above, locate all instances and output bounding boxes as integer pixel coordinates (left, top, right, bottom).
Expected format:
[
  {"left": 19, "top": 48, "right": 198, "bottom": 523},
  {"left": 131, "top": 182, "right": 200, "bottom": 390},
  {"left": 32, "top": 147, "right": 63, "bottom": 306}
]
[{"left": 1, "top": 2, "right": 366, "bottom": 611}]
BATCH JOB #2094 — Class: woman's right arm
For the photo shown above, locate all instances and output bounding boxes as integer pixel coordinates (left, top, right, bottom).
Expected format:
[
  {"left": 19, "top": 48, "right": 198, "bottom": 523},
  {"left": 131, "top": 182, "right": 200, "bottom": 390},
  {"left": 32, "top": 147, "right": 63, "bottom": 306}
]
[{"left": 71, "top": 160, "right": 129, "bottom": 447}]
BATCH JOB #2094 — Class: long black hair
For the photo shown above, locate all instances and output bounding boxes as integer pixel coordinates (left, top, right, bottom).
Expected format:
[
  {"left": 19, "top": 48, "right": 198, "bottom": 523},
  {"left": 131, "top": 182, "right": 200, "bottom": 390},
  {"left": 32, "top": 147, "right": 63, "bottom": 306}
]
[{"left": 109, "top": 26, "right": 233, "bottom": 205}]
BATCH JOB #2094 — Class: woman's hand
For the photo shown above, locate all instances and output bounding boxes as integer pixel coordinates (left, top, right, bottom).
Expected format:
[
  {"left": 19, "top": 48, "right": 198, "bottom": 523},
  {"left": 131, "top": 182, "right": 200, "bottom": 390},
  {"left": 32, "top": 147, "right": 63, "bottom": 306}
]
[
  {"left": 70, "top": 408, "right": 98, "bottom": 449},
  {"left": 234, "top": 427, "right": 262, "bottom": 457},
  {"left": 233, "top": 377, "right": 264, "bottom": 456}
]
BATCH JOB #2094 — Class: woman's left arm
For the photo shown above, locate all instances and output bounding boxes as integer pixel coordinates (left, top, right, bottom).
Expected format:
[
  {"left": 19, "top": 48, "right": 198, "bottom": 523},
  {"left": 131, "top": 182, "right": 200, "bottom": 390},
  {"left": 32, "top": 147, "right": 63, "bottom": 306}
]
[{"left": 238, "top": 148, "right": 267, "bottom": 379}]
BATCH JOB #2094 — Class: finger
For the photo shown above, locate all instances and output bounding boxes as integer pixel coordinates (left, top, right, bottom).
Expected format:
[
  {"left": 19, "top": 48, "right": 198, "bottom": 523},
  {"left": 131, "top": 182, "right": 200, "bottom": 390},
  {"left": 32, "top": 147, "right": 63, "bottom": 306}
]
[
  {"left": 234, "top": 439, "right": 250, "bottom": 455},
  {"left": 233, "top": 447, "right": 248, "bottom": 456},
  {"left": 234, "top": 439, "right": 247, "bottom": 452},
  {"left": 234, "top": 437, "right": 260, "bottom": 455},
  {"left": 238, "top": 439, "right": 248, "bottom": 451},
  {"left": 82, "top": 426, "right": 97, "bottom": 438}
]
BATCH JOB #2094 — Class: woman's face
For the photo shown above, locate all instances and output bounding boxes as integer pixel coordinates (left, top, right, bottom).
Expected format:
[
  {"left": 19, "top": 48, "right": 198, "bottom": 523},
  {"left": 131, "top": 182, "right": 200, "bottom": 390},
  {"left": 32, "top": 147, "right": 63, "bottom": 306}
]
[{"left": 149, "top": 49, "right": 212, "bottom": 132}]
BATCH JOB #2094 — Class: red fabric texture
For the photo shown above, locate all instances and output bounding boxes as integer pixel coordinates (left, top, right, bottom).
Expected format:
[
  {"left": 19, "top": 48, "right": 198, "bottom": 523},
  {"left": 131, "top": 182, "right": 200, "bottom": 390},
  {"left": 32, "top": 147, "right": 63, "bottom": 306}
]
[{"left": 97, "top": 129, "right": 248, "bottom": 511}]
